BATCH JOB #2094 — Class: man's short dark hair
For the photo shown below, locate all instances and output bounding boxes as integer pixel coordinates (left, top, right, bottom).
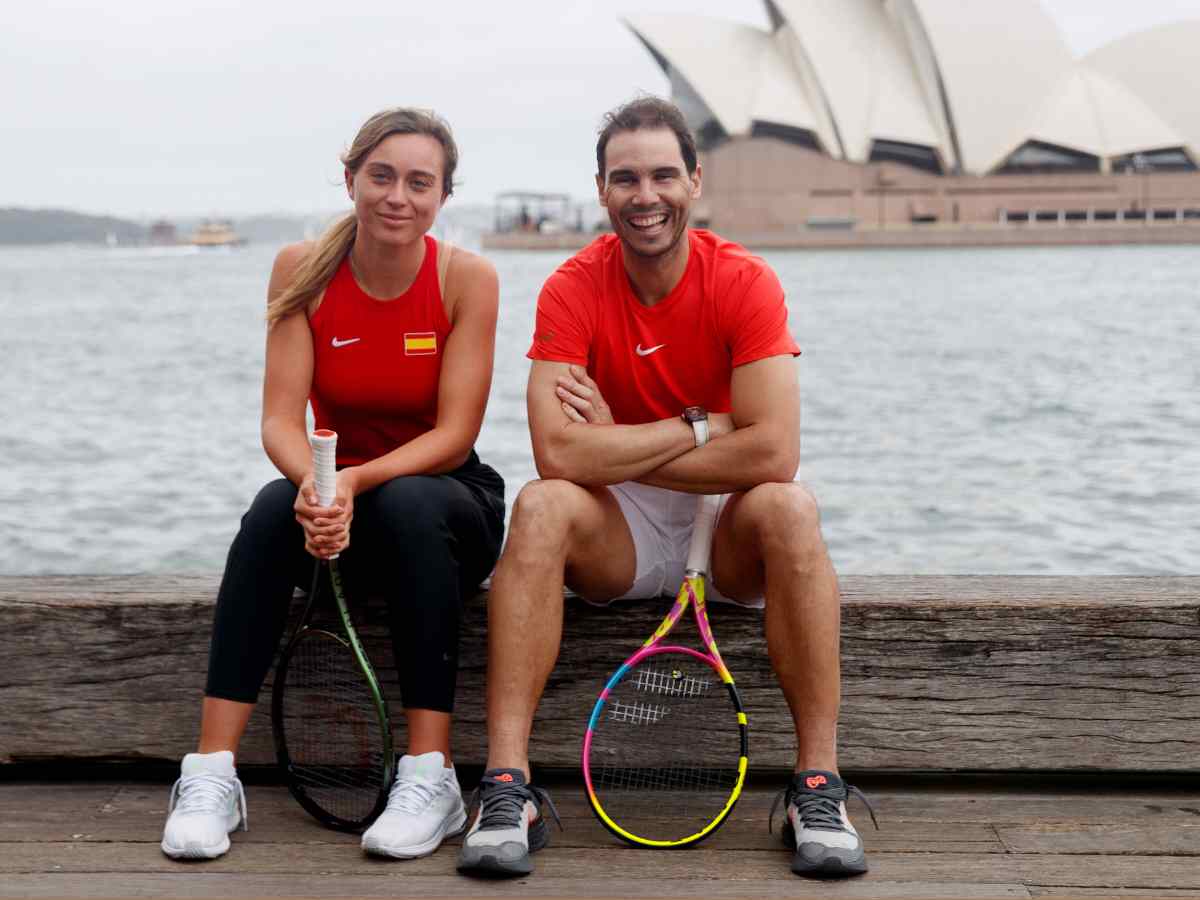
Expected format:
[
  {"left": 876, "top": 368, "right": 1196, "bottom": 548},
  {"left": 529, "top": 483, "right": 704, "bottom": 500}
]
[{"left": 596, "top": 95, "right": 699, "bottom": 179}]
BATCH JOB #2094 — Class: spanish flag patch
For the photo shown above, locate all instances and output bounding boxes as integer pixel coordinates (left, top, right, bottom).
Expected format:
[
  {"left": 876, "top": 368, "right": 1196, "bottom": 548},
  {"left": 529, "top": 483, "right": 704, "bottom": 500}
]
[{"left": 404, "top": 332, "right": 437, "bottom": 356}]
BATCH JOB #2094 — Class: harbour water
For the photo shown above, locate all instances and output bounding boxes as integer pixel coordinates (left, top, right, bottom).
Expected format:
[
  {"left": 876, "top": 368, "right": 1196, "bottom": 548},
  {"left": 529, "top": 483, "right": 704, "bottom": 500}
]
[{"left": 1, "top": 240, "right": 1196, "bottom": 576}]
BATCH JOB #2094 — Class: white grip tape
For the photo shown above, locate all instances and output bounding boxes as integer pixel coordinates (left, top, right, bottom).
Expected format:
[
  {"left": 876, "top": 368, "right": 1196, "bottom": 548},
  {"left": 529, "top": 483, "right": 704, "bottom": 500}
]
[
  {"left": 683, "top": 414, "right": 719, "bottom": 575},
  {"left": 310, "top": 429, "right": 338, "bottom": 508},
  {"left": 310, "top": 429, "right": 339, "bottom": 560},
  {"left": 685, "top": 493, "right": 721, "bottom": 574}
]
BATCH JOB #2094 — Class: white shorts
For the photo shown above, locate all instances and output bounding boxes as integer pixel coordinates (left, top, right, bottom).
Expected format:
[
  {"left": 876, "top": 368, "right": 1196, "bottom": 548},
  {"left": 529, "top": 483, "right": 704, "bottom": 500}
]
[{"left": 594, "top": 480, "right": 765, "bottom": 609}]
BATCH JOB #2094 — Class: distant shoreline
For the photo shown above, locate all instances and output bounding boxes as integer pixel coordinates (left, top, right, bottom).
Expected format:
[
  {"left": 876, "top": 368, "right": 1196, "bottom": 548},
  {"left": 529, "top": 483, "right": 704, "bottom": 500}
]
[
  {"left": 0, "top": 207, "right": 147, "bottom": 246},
  {"left": 0, "top": 205, "right": 498, "bottom": 247},
  {"left": 0, "top": 208, "right": 324, "bottom": 247}
]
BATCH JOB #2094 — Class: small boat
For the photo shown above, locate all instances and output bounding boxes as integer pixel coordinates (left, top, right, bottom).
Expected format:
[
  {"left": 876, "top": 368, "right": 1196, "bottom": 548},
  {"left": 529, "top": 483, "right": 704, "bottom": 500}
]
[
  {"left": 149, "top": 220, "right": 179, "bottom": 245},
  {"left": 189, "top": 220, "right": 246, "bottom": 247}
]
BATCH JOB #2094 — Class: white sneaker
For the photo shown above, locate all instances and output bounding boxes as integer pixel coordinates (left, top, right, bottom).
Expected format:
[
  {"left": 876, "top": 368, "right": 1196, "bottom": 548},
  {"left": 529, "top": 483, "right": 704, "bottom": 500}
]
[
  {"left": 161, "top": 751, "right": 248, "bottom": 860},
  {"left": 361, "top": 751, "right": 466, "bottom": 859}
]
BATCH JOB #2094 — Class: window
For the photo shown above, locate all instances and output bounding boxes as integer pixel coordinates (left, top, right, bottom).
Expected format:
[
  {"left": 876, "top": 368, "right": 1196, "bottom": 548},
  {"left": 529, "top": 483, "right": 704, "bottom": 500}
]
[
  {"left": 996, "top": 141, "right": 1101, "bottom": 175},
  {"left": 750, "top": 120, "right": 821, "bottom": 151},
  {"left": 869, "top": 139, "right": 944, "bottom": 175},
  {"left": 1111, "top": 147, "right": 1198, "bottom": 173}
]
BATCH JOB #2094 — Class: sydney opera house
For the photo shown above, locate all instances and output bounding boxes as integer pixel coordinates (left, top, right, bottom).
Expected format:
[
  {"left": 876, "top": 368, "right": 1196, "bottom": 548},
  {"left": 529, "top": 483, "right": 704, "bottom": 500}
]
[{"left": 623, "top": 0, "right": 1200, "bottom": 246}]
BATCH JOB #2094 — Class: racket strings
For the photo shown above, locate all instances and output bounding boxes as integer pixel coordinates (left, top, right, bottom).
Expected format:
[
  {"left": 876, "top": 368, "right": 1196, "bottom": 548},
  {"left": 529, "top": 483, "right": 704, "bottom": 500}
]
[
  {"left": 279, "top": 631, "right": 386, "bottom": 824},
  {"left": 633, "top": 666, "right": 713, "bottom": 698},
  {"left": 607, "top": 699, "right": 669, "bottom": 724},
  {"left": 593, "top": 762, "right": 735, "bottom": 793},
  {"left": 589, "top": 654, "right": 741, "bottom": 841}
]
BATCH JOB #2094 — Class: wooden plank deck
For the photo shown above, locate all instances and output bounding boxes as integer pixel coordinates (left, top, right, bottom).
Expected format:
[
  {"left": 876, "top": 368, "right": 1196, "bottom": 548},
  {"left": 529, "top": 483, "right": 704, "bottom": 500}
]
[{"left": 3, "top": 776, "right": 1200, "bottom": 899}]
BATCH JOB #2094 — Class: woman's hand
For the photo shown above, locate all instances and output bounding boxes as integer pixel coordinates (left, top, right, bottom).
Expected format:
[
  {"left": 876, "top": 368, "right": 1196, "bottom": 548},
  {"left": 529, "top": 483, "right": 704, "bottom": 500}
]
[
  {"left": 294, "top": 469, "right": 358, "bottom": 559},
  {"left": 556, "top": 365, "right": 614, "bottom": 425}
]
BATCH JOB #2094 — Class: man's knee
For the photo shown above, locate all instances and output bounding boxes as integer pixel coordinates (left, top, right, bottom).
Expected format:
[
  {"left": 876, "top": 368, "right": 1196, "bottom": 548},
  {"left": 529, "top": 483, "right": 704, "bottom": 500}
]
[
  {"left": 506, "top": 479, "right": 593, "bottom": 553},
  {"left": 742, "top": 482, "right": 825, "bottom": 558}
]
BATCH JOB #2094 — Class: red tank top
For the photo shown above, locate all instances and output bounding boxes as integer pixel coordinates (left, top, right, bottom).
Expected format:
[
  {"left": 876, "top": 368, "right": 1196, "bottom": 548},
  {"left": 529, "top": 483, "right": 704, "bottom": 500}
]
[{"left": 308, "top": 235, "right": 451, "bottom": 466}]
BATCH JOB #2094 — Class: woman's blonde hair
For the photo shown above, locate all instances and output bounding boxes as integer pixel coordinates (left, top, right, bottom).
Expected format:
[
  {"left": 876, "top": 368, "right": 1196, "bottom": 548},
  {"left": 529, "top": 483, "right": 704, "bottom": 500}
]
[{"left": 266, "top": 108, "right": 458, "bottom": 326}]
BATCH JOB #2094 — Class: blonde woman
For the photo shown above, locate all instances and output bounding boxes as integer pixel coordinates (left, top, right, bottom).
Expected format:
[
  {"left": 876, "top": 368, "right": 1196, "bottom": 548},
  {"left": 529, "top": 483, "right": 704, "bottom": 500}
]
[{"left": 162, "top": 109, "right": 504, "bottom": 861}]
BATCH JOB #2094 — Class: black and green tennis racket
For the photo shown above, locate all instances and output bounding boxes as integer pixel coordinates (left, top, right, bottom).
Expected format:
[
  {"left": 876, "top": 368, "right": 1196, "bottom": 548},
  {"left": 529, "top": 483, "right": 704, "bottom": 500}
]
[{"left": 271, "top": 429, "right": 395, "bottom": 831}]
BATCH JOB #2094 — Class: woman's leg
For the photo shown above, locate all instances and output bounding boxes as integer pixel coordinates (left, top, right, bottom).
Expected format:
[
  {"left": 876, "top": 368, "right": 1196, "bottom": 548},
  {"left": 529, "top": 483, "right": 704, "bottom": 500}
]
[
  {"left": 353, "top": 472, "right": 503, "bottom": 761},
  {"left": 201, "top": 477, "right": 309, "bottom": 756},
  {"left": 406, "top": 709, "right": 454, "bottom": 760},
  {"left": 164, "top": 478, "right": 307, "bottom": 860},
  {"left": 197, "top": 698, "right": 256, "bottom": 755}
]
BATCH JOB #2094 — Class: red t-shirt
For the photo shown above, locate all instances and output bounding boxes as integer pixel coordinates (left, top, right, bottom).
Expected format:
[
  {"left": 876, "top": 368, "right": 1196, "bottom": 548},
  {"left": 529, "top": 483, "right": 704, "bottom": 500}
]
[
  {"left": 527, "top": 230, "right": 799, "bottom": 424},
  {"left": 309, "top": 236, "right": 450, "bottom": 466}
]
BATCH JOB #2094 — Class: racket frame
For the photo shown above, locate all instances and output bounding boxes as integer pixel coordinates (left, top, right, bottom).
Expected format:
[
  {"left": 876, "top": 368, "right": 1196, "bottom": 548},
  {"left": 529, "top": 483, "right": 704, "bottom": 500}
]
[
  {"left": 270, "top": 430, "right": 396, "bottom": 832},
  {"left": 582, "top": 492, "right": 749, "bottom": 848}
]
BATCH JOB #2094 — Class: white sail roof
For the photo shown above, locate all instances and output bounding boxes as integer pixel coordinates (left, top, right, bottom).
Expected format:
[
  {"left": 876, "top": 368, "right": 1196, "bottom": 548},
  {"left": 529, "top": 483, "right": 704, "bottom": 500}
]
[
  {"left": 625, "top": 16, "right": 807, "bottom": 137},
  {"left": 751, "top": 28, "right": 825, "bottom": 137},
  {"left": 1085, "top": 21, "right": 1200, "bottom": 159},
  {"left": 1016, "top": 67, "right": 1185, "bottom": 164},
  {"left": 904, "top": 0, "right": 1075, "bottom": 173},
  {"left": 769, "top": 0, "right": 943, "bottom": 162},
  {"left": 626, "top": 5, "right": 1199, "bottom": 176}
]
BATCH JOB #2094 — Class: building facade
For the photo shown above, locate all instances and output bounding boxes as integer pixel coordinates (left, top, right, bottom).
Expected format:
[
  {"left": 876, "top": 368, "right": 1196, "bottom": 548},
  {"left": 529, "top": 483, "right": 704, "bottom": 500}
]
[{"left": 626, "top": 1, "right": 1200, "bottom": 243}]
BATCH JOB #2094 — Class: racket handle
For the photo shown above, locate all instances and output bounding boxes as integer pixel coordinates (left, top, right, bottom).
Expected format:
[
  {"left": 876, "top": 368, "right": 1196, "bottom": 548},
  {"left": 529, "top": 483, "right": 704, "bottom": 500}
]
[
  {"left": 685, "top": 493, "right": 721, "bottom": 575},
  {"left": 309, "top": 429, "right": 339, "bottom": 560}
]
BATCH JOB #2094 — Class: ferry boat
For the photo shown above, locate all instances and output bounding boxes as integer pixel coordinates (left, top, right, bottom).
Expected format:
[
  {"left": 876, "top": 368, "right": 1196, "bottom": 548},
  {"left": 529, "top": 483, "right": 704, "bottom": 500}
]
[{"left": 189, "top": 220, "right": 246, "bottom": 247}]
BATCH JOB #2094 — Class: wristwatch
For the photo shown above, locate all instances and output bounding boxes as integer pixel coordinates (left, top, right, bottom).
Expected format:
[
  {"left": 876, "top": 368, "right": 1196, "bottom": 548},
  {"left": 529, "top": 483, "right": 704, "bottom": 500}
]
[{"left": 682, "top": 405, "right": 709, "bottom": 448}]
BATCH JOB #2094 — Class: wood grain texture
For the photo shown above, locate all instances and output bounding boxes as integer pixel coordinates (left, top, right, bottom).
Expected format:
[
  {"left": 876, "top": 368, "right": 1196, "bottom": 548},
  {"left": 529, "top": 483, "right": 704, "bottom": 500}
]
[
  {"left": 2, "top": 575, "right": 1197, "bottom": 771},
  {"left": 0, "top": 874, "right": 1036, "bottom": 900},
  {"left": 5, "top": 844, "right": 1200, "bottom": 888},
  {"left": 5, "top": 780, "right": 1200, "bottom": 898},
  {"left": 997, "top": 823, "right": 1200, "bottom": 855}
]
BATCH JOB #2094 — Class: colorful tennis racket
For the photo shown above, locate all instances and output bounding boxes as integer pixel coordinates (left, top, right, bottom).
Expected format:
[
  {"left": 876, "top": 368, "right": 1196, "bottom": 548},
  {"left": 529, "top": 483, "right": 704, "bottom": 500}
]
[
  {"left": 583, "top": 487, "right": 748, "bottom": 847},
  {"left": 271, "top": 429, "right": 395, "bottom": 831}
]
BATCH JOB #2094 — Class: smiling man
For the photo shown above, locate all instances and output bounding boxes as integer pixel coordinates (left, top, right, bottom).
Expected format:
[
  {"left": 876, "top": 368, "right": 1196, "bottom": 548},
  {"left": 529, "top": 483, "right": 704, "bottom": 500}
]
[{"left": 457, "top": 96, "right": 871, "bottom": 880}]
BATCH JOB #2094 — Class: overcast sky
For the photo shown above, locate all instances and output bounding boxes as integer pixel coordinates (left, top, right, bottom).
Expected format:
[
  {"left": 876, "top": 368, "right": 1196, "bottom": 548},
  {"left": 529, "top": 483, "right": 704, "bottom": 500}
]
[{"left": 3, "top": 0, "right": 1196, "bottom": 219}]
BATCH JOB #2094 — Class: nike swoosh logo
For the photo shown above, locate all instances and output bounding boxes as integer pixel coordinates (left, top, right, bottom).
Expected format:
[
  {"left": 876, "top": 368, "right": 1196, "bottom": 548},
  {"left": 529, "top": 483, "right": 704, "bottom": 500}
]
[
  {"left": 331, "top": 337, "right": 361, "bottom": 348},
  {"left": 635, "top": 343, "right": 666, "bottom": 357}
]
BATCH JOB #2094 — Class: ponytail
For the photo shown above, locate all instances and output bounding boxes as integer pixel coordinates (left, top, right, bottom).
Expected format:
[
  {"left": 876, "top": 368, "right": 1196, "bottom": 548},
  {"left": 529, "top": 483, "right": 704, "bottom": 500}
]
[{"left": 265, "top": 214, "right": 356, "bottom": 326}]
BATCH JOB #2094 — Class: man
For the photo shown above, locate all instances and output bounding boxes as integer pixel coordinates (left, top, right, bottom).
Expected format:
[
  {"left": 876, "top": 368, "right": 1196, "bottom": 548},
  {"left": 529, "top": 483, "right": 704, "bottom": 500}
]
[{"left": 457, "top": 96, "right": 870, "bottom": 880}]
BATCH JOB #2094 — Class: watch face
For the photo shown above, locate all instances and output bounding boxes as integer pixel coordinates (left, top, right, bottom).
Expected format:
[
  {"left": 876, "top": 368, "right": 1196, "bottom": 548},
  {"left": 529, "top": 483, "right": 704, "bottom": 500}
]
[{"left": 683, "top": 405, "right": 707, "bottom": 423}]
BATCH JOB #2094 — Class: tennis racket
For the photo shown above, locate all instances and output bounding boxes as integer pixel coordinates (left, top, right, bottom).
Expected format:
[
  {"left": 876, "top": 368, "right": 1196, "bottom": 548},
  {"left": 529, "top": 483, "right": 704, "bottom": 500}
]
[
  {"left": 583, "top": 481, "right": 748, "bottom": 847},
  {"left": 271, "top": 429, "right": 395, "bottom": 831}
]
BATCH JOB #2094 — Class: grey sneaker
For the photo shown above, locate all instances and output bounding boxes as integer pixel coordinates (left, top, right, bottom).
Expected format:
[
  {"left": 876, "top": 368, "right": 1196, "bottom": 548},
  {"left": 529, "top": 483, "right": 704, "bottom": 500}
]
[
  {"left": 457, "top": 769, "right": 560, "bottom": 877},
  {"left": 770, "top": 770, "right": 877, "bottom": 878}
]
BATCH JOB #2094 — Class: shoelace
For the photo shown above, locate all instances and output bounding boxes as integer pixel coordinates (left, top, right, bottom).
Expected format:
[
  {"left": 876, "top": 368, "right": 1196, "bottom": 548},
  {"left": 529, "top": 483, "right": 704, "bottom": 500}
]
[
  {"left": 470, "top": 781, "right": 562, "bottom": 832},
  {"left": 168, "top": 773, "right": 249, "bottom": 832},
  {"left": 383, "top": 776, "right": 443, "bottom": 815},
  {"left": 768, "top": 781, "right": 878, "bottom": 834}
]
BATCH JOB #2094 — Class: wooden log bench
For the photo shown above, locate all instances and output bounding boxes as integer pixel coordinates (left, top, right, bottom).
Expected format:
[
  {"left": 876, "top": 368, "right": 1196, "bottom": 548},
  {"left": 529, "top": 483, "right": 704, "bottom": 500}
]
[{"left": 1, "top": 575, "right": 1197, "bottom": 773}]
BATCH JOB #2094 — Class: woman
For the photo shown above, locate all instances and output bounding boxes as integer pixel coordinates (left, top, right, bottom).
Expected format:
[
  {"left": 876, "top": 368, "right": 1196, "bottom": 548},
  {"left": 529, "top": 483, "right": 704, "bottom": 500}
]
[{"left": 161, "top": 108, "right": 504, "bottom": 861}]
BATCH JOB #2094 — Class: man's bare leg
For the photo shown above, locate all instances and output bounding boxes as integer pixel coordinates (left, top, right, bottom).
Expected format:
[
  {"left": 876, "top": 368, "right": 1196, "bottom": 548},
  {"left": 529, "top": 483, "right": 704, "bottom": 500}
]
[
  {"left": 484, "top": 478, "right": 637, "bottom": 778},
  {"left": 711, "top": 482, "right": 841, "bottom": 773}
]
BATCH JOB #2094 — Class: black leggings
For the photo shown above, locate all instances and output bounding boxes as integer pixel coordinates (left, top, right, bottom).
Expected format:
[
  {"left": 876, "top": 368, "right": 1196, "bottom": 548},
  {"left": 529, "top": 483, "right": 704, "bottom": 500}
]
[{"left": 205, "top": 452, "right": 504, "bottom": 712}]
